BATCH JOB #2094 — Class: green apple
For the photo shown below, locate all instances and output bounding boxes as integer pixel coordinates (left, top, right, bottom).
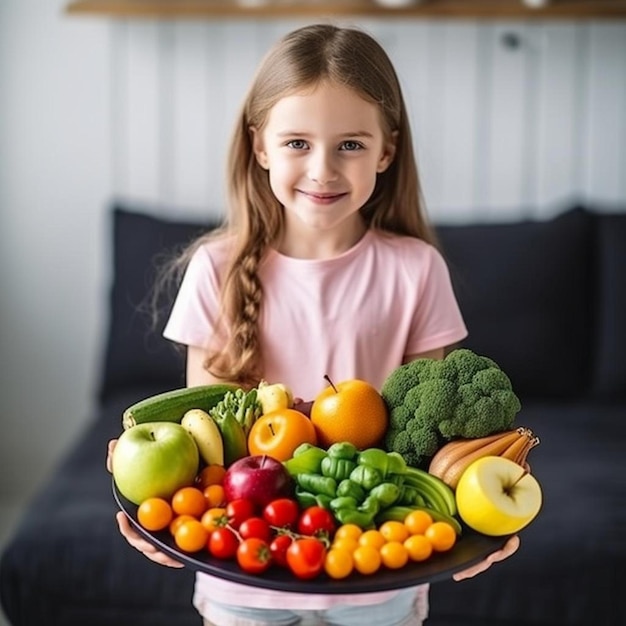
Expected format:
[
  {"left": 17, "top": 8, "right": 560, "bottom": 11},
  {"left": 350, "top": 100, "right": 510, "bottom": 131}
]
[
  {"left": 112, "top": 422, "right": 199, "bottom": 505},
  {"left": 455, "top": 455, "right": 542, "bottom": 536}
]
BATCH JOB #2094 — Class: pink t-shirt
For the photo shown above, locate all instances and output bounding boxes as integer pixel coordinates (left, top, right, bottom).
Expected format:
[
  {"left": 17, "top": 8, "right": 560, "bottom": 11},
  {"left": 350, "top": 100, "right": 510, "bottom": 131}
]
[
  {"left": 164, "top": 229, "right": 467, "bottom": 612},
  {"left": 164, "top": 228, "right": 467, "bottom": 401}
]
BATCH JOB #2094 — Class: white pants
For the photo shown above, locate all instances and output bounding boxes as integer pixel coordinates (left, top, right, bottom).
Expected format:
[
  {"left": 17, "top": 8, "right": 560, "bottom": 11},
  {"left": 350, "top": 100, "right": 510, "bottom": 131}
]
[{"left": 198, "top": 587, "right": 428, "bottom": 626}]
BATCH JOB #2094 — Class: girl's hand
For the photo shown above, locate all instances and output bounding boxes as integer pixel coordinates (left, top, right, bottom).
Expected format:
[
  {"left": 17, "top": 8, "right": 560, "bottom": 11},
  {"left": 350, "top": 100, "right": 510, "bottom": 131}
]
[
  {"left": 107, "top": 439, "right": 184, "bottom": 568},
  {"left": 452, "top": 535, "right": 520, "bottom": 581},
  {"left": 116, "top": 511, "right": 184, "bottom": 568}
]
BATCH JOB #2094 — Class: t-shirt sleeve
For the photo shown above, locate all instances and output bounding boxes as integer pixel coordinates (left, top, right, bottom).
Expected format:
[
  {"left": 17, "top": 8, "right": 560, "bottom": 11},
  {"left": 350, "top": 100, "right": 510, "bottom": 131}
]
[
  {"left": 405, "top": 246, "right": 468, "bottom": 356},
  {"left": 162, "top": 244, "right": 223, "bottom": 350}
]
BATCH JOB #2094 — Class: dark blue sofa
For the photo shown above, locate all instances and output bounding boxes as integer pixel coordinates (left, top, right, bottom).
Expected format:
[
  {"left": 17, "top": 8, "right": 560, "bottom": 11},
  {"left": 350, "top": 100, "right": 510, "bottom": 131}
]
[{"left": 1, "top": 204, "right": 624, "bottom": 626}]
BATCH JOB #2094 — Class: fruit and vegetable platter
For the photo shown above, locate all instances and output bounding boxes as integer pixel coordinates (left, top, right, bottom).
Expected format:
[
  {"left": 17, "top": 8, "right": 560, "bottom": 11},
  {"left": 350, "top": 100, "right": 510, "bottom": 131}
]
[{"left": 112, "top": 348, "right": 543, "bottom": 593}]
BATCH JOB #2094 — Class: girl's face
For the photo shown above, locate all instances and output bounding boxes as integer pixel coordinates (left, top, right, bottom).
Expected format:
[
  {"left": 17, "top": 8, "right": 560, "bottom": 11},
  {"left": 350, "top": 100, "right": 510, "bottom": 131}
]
[{"left": 251, "top": 80, "right": 396, "bottom": 242}]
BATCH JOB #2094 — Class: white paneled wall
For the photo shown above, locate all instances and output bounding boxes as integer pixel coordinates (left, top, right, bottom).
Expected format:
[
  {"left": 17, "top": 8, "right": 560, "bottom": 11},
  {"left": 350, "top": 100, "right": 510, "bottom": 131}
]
[{"left": 109, "top": 19, "right": 626, "bottom": 223}]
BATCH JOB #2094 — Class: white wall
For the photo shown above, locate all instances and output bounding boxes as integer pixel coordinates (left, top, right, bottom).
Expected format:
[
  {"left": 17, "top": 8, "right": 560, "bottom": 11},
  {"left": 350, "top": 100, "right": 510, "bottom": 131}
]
[{"left": 1, "top": 2, "right": 625, "bottom": 506}]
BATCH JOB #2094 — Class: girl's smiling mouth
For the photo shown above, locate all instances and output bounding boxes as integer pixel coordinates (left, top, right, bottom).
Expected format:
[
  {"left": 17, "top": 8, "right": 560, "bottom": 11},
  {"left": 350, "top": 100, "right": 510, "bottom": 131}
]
[{"left": 298, "top": 190, "right": 348, "bottom": 204}]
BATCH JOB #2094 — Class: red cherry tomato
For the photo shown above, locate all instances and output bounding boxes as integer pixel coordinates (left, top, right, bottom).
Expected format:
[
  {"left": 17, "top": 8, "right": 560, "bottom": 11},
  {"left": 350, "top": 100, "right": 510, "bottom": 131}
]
[
  {"left": 208, "top": 527, "right": 239, "bottom": 559},
  {"left": 263, "top": 498, "right": 300, "bottom": 529},
  {"left": 269, "top": 534, "right": 293, "bottom": 567},
  {"left": 286, "top": 537, "right": 327, "bottom": 580},
  {"left": 297, "top": 506, "right": 336, "bottom": 538},
  {"left": 237, "top": 537, "right": 272, "bottom": 575},
  {"left": 238, "top": 516, "right": 272, "bottom": 542},
  {"left": 226, "top": 498, "right": 257, "bottom": 529}
]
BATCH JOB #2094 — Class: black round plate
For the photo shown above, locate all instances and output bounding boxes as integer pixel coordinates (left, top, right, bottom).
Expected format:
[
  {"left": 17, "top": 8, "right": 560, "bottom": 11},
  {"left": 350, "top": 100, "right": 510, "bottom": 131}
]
[{"left": 113, "top": 481, "right": 508, "bottom": 593}]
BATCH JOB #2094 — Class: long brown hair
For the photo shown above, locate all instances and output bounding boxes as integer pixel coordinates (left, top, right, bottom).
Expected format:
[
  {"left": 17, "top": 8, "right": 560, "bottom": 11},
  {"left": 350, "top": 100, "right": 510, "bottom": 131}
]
[{"left": 173, "top": 24, "right": 436, "bottom": 386}]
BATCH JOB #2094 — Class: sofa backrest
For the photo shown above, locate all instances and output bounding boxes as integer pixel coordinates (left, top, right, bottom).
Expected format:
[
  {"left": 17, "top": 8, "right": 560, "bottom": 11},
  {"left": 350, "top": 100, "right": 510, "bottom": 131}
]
[
  {"left": 99, "top": 206, "right": 220, "bottom": 399},
  {"left": 99, "top": 204, "right": 625, "bottom": 403}
]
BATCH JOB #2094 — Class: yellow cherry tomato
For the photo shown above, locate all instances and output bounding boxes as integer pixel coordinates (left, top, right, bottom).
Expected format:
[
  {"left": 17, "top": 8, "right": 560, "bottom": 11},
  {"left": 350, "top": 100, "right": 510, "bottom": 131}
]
[
  {"left": 403, "top": 510, "right": 434, "bottom": 535},
  {"left": 324, "top": 548, "right": 354, "bottom": 579},
  {"left": 334, "top": 524, "right": 363, "bottom": 542},
  {"left": 352, "top": 545, "right": 382, "bottom": 575},
  {"left": 404, "top": 534, "right": 433, "bottom": 562},
  {"left": 425, "top": 522, "right": 457, "bottom": 552},
  {"left": 332, "top": 537, "right": 359, "bottom": 554},
  {"left": 379, "top": 520, "right": 410, "bottom": 544},
  {"left": 358, "top": 529, "right": 386, "bottom": 550},
  {"left": 380, "top": 541, "right": 409, "bottom": 569}
]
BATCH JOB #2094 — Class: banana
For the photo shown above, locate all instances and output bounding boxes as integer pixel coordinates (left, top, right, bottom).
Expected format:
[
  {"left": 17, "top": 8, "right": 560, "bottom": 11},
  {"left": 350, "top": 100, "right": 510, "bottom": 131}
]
[
  {"left": 181, "top": 409, "right": 224, "bottom": 466},
  {"left": 402, "top": 466, "right": 458, "bottom": 517},
  {"left": 501, "top": 428, "right": 533, "bottom": 464},
  {"left": 429, "top": 429, "right": 525, "bottom": 490},
  {"left": 256, "top": 380, "right": 294, "bottom": 414},
  {"left": 428, "top": 430, "right": 518, "bottom": 477},
  {"left": 504, "top": 429, "right": 540, "bottom": 466},
  {"left": 376, "top": 505, "right": 463, "bottom": 536}
]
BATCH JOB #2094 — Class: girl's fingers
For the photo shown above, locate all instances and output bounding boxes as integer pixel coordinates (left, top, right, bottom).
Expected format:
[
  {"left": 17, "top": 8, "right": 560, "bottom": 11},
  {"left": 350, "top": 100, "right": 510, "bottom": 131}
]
[
  {"left": 452, "top": 535, "right": 520, "bottom": 581},
  {"left": 106, "top": 439, "right": 117, "bottom": 473},
  {"left": 116, "top": 511, "right": 184, "bottom": 568}
]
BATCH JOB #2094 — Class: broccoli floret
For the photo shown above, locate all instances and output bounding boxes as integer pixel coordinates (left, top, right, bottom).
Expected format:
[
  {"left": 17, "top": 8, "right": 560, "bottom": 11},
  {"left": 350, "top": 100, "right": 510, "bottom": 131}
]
[{"left": 381, "top": 348, "right": 521, "bottom": 467}]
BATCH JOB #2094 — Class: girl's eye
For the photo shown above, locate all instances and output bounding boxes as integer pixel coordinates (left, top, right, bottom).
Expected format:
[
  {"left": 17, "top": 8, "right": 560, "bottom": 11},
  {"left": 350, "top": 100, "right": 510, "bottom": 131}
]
[
  {"left": 286, "top": 139, "right": 309, "bottom": 150},
  {"left": 340, "top": 141, "right": 364, "bottom": 152}
]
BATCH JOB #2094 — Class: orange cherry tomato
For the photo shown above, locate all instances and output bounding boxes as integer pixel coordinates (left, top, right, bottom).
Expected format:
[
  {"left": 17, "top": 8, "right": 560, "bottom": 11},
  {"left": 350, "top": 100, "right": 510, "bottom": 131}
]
[{"left": 137, "top": 497, "right": 173, "bottom": 532}]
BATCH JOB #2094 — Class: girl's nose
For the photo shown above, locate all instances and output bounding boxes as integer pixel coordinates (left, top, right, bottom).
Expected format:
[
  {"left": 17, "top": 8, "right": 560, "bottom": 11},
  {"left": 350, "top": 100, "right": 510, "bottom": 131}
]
[{"left": 307, "top": 150, "right": 338, "bottom": 184}]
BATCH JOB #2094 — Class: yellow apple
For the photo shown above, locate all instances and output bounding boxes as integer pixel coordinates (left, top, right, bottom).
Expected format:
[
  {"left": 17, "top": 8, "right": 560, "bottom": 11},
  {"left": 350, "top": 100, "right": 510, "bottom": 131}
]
[
  {"left": 256, "top": 380, "right": 294, "bottom": 414},
  {"left": 455, "top": 456, "right": 542, "bottom": 536}
]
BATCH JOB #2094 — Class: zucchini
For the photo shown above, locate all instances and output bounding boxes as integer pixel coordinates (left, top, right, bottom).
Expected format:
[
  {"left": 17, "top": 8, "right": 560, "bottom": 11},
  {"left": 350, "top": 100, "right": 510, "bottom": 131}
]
[{"left": 122, "top": 384, "right": 239, "bottom": 430}]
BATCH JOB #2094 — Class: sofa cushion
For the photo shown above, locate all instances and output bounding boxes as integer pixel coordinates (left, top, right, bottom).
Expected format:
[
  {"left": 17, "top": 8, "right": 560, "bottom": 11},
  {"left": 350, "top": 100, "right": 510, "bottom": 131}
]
[
  {"left": 592, "top": 211, "right": 626, "bottom": 399},
  {"left": 100, "top": 206, "right": 218, "bottom": 400},
  {"left": 437, "top": 207, "right": 594, "bottom": 400}
]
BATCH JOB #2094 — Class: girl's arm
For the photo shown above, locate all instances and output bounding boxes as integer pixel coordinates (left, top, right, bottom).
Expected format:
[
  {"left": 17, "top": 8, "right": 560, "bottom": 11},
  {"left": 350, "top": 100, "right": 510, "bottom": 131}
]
[
  {"left": 403, "top": 347, "right": 444, "bottom": 363},
  {"left": 187, "top": 345, "right": 223, "bottom": 387}
]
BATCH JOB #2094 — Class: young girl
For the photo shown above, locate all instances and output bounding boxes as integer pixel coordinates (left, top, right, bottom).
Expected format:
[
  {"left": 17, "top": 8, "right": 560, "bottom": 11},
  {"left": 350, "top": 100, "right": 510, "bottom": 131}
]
[{"left": 109, "top": 23, "right": 519, "bottom": 626}]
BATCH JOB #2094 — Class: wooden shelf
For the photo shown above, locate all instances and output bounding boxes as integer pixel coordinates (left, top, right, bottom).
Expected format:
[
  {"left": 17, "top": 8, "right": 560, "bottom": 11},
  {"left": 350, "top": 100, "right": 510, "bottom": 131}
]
[{"left": 64, "top": 1, "right": 626, "bottom": 20}]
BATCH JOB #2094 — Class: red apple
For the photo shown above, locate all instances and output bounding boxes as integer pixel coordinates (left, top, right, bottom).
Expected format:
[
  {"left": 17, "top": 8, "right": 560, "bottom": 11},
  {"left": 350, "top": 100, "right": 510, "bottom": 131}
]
[{"left": 223, "top": 455, "right": 294, "bottom": 508}]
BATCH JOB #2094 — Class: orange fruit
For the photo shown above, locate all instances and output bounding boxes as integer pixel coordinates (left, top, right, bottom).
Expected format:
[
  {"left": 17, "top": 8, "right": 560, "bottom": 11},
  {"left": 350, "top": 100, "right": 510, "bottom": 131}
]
[
  {"left": 425, "top": 521, "right": 457, "bottom": 552},
  {"left": 247, "top": 408, "right": 317, "bottom": 461},
  {"left": 310, "top": 378, "right": 388, "bottom": 449},
  {"left": 137, "top": 497, "right": 173, "bottom": 531},
  {"left": 174, "top": 519, "right": 209, "bottom": 553},
  {"left": 171, "top": 486, "right": 208, "bottom": 518}
]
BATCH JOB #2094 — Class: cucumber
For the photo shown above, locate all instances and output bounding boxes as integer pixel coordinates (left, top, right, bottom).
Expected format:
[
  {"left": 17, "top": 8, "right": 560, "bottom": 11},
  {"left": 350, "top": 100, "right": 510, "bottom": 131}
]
[{"left": 122, "top": 384, "right": 239, "bottom": 430}]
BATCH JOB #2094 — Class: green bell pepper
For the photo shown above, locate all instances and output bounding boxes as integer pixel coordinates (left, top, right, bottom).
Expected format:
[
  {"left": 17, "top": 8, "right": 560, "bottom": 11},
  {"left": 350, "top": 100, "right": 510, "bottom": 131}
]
[
  {"left": 327, "top": 442, "right": 358, "bottom": 460},
  {"left": 368, "top": 482, "right": 401, "bottom": 508},
  {"left": 321, "top": 456, "right": 357, "bottom": 482},
  {"left": 283, "top": 445, "right": 328, "bottom": 476},
  {"left": 295, "top": 472, "right": 337, "bottom": 498},
  {"left": 356, "top": 448, "right": 407, "bottom": 477},
  {"left": 336, "top": 478, "right": 366, "bottom": 502},
  {"left": 294, "top": 486, "right": 318, "bottom": 509},
  {"left": 349, "top": 464, "right": 383, "bottom": 490}
]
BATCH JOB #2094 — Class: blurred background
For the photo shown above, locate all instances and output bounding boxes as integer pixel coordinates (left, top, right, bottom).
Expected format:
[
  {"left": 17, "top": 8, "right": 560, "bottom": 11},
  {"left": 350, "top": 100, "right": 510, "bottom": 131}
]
[{"left": 0, "top": 0, "right": 624, "bottom": 610}]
